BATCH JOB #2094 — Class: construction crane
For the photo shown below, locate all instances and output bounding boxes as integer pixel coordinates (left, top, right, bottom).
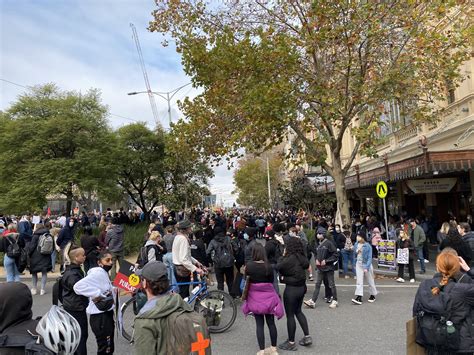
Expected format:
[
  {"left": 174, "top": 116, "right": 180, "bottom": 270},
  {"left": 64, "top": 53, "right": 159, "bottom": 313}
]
[{"left": 130, "top": 23, "right": 160, "bottom": 126}]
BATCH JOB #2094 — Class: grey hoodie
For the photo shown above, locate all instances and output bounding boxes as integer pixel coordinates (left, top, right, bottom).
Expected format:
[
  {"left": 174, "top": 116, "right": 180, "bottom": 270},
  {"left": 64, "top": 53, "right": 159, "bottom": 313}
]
[{"left": 105, "top": 224, "right": 124, "bottom": 253}]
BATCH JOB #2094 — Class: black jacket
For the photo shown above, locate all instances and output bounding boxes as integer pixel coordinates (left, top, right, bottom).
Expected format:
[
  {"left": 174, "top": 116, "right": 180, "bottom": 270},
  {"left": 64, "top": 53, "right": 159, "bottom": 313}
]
[
  {"left": 191, "top": 239, "right": 208, "bottom": 266},
  {"left": 265, "top": 238, "right": 283, "bottom": 265},
  {"left": 413, "top": 274, "right": 474, "bottom": 352},
  {"left": 27, "top": 228, "right": 52, "bottom": 274},
  {"left": 244, "top": 239, "right": 257, "bottom": 265},
  {"left": 61, "top": 264, "right": 88, "bottom": 312},
  {"left": 463, "top": 232, "right": 474, "bottom": 267},
  {"left": 314, "top": 238, "right": 338, "bottom": 272},
  {"left": 206, "top": 233, "right": 233, "bottom": 266},
  {"left": 440, "top": 236, "right": 472, "bottom": 266},
  {"left": 276, "top": 253, "right": 309, "bottom": 287}
]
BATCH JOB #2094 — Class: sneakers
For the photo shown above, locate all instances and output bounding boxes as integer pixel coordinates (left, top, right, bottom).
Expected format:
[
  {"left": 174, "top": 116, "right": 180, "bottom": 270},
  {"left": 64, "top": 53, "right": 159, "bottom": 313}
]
[
  {"left": 344, "top": 275, "right": 350, "bottom": 279},
  {"left": 396, "top": 277, "right": 405, "bottom": 283},
  {"left": 410, "top": 279, "right": 416, "bottom": 283},
  {"left": 299, "top": 336, "right": 312, "bottom": 347},
  {"left": 424, "top": 259, "right": 429, "bottom": 263},
  {"left": 304, "top": 299, "right": 316, "bottom": 308},
  {"left": 368, "top": 295, "right": 376, "bottom": 303},
  {"left": 308, "top": 274, "right": 314, "bottom": 281},
  {"left": 40, "top": 289, "right": 46, "bottom": 296},
  {"left": 325, "top": 297, "right": 333, "bottom": 304},
  {"left": 351, "top": 295, "right": 362, "bottom": 305},
  {"left": 278, "top": 340, "right": 297, "bottom": 351},
  {"left": 329, "top": 300, "right": 338, "bottom": 309},
  {"left": 31, "top": 288, "right": 37, "bottom": 295}
]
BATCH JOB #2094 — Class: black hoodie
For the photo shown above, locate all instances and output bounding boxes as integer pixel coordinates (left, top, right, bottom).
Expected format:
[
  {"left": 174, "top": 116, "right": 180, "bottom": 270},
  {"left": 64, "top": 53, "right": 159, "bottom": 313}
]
[{"left": 276, "top": 253, "right": 310, "bottom": 287}]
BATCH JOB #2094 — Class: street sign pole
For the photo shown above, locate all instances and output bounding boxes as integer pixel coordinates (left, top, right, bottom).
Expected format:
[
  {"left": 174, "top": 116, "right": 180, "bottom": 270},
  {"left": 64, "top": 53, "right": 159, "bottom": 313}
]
[{"left": 382, "top": 197, "right": 389, "bottom": 239}]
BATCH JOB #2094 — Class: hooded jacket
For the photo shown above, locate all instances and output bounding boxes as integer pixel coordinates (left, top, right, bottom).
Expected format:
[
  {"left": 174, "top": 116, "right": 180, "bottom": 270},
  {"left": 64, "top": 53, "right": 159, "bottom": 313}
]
[
  {"left": 62, "top": 263, "right": 89, "bottom": 312},
  {"left": 105, "top": 224, "right": 124, "bottom": 253},
  {"left": 314, "top": 238, "right": 338, "bottom": 272},
  {"left": 133, "top": 293, "right": 197, "bottom": 354},
  {"left": 56, "top": 218, "right": 75, "bottom": 248},
  {"left": 276, "top": 253, "right": 309, "bottom": 287},
  {"left": 73, "top": 266, "right": 114, "bottom": 314},
  {"left": 206, "top": 232, "right": 232, "bottom": 267},
  {"left": 27, "top": 228, "right": 53, "bottom": 274}
]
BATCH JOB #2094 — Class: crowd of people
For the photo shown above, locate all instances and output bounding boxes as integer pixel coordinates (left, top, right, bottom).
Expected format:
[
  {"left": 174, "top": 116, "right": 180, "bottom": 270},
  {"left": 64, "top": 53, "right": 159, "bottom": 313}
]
[{"left": 1, "top": 208, "right": 474, "bottom": 354}]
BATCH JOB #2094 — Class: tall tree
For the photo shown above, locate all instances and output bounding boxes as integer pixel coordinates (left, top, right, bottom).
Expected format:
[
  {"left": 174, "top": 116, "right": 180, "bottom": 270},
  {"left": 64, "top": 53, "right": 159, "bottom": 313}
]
[
  {"left": 233, "top": 154, "right": 283, "bottom": 209},
  {"left": 0, "top": 84, "right": 113, "bottom": 215},
  {"left": 150, "top": 1, "right": 471, "bottom": 224}
]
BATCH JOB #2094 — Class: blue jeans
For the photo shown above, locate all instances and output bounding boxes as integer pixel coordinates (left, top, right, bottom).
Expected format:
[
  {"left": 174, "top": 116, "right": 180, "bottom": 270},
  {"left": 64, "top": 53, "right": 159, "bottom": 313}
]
[
  {"left": 4, "top": 255, "right": 21, "bottom": 282},
  {"left": 163, "top": 252, "right": 178, "bottom": 292},
  {"left": 416, "top": 246, "right": 425, "bottom": 272},
  {"left": 341, "top": 249, "right": 356, "bottom": 275}
]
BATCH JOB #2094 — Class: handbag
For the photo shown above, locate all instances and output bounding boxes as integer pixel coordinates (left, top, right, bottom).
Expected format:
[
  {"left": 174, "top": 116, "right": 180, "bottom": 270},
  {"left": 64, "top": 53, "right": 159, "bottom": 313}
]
[
  {"left": 94, "top": 293, "right": 114, "bottom": 311},
  {"left": 397, "top": 248, "right": 409, "bottom": 265},
  {"left": 174, "top": 264, "right": 191, "bottom": 278},
  {"left": 241, "top": 276, "right": 250, "bottom": 301}
]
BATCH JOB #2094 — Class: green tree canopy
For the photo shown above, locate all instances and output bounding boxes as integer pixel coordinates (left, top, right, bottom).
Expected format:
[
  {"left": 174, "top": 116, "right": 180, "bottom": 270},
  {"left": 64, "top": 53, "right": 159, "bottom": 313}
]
[
  {"left": 150, "top": 0, "right": 472, "bottom": 224},
  {"left": 0, "top": 84, "right": 113, "bottom": 215}
]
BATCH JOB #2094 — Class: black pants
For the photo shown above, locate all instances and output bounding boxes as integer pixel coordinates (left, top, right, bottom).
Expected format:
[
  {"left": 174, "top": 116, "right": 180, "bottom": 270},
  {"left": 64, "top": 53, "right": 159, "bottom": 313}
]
[
  {"left": 174, "top": 269, "right": 191, "bottom": 299},
  {"left": 215, "top": 266, "right": 234, "bottom": 294},
  {"left": 323, "top": 272, "right": 332, "bottom": 299},
  {"left": 90, "top": 311, "right": 114, "bottom": 354},
  {"left": 254, "top": 314, "right": 277, "bottom": 350},
  {"left": 231, "top": 270, "right": 242, "bottom": 297},
  {"left": 284, "top": 285, "right": 310, "bottom": 342},
  {"left": 398, "top": 260, "right": 415, "bottom": 280},
  {"left": 66, "top": 310, "right": 88, "bottom": 355}
]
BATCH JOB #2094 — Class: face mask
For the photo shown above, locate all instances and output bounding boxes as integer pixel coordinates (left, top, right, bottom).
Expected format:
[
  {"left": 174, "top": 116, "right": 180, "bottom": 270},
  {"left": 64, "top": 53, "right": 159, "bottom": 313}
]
[
  {"left": 335, "top": 228, "right": 341, "bottom": 233},
  {"left": 102, "top": 264, "right": 112, "bottom": 273},
  {"left": 317, "top": 234, "right": 324, "bottom": 240},
  {"left": 289, "top": 232, "right": 296, "bottom": 238},
  {"left": 69, "top": 222, "right": 74, "bottom": 227},
  {"left": 355, "top": 222, "right": 361, "bottom": 227},
  {"left": 243, "top": 233, "right": 250, "bottom": 241}
]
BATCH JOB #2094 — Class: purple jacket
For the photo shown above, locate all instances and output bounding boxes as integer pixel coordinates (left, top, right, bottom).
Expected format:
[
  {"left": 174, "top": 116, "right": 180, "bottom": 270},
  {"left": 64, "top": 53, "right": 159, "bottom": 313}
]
[{"left": 241, "top": 282, "right": 284, "bottom": 319}]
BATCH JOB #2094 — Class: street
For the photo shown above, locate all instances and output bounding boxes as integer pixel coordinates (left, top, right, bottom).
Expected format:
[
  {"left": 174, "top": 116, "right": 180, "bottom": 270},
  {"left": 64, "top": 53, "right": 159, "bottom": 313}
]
[{"left": 26, "top": 278, "right": 418, "bottom": 355}]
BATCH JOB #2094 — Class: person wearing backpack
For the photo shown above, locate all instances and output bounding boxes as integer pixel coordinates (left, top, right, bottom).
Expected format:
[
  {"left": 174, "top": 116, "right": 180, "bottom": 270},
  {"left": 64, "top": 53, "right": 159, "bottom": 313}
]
[
  {"left": 134, "top": 261, "right": 211, "bottom": 354},
  {"left": 413, "top": 252, "right": 474, "bottom": 353},
  {"left": 206, "top": 227, "right": 234, "bottom": 294},
  {"left": 136, "top": 230, "right": 167, "bottom": 268},
  {"left": 340, "top": 225, "right": 356, "bottom": 279},
  {"left": 0, "top": 232, "right": 24, "bottom": 282},
  {"left": 27, "top": 223, "right": 53, "bottom": 296}
]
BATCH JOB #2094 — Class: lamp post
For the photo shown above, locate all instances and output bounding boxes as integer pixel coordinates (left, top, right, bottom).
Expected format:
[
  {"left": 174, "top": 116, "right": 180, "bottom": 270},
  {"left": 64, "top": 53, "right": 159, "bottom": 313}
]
[
  {"left": 256, "top": 156, "right": 272, "bottom": 208},
  {"left": 127, "top": 83, "right": 191, "bottom": 126}
]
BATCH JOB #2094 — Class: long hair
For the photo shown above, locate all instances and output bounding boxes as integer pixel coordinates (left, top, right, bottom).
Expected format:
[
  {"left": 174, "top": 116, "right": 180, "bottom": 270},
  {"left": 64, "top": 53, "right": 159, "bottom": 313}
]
[
  {"left": 251, "top": 243, "right": 267, "bottom": 262},
  {"left": 440, "top": 222, "right": 450, "bottom": 235},
  {"left": 285, "top": 237, "right": 305, "bottom": 256},
  {"left": 432, "top": 252, "right": 460, "bottom": 295}
]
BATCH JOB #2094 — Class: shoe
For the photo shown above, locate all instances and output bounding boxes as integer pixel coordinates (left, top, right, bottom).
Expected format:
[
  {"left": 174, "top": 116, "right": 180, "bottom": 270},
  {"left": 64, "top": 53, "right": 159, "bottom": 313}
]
[
  {"left": 308, "top": 275, "right": 314, "bottom": 281},
  {"left": 325, "top": 297, "right": 333, "bottom": 304},
  {"left": 345, "top": 275, "right": 350, "bottom": 279},
  {"left": 329, "top": 300, "right": 338, "bottom": 308},
  {"left": 304, "top": 299, "right": 316, "bottom": 308},
  {"left": 410, "top": 279, "right": 415, "bottom": 283},
  {"left": 299, "top": 336, "right": 312, "bottom": 346},
  {"left": 368, "top": 295, "right": 376, "bottom": 303},
  {"left": 396, "top": 277, "right": 405, "bottom": 283},
  {"left": 424, "top": 259, "right": 429, "bottom": 263},
  {"left": 40, "top": 289, "right": 46, "bottom": 296},
  {"left": 31, "top": 288, "right": 37, "bottom": 295},
  {"left": 278, "top": 340, "right": 297, "bottom": 351},
  {"left": 263, "top": 346, "right": 278, "bottom": 355},
  {"left": 351, "top": 296, "right": 362, "bottom": 305},
  {"left": 419, "top": 270, "right": 426, "bottom": 274}
]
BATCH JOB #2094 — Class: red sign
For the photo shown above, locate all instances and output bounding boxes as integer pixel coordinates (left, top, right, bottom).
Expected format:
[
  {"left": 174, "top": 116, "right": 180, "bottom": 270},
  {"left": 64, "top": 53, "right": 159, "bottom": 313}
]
[
  {"left": 113, "top": 260, "right": 140, "bottom": 292},
  {"left": 191, "top": 332, "right": 210, "bottom": 355}
]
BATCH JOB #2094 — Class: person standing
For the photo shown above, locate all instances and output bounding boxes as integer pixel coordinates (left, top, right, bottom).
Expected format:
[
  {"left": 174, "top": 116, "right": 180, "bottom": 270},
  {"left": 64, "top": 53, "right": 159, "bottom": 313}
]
[
  {"left": 244, "top": 227, "right": 258, "bottom": 265},
  {"left": 340, "top": 225, "right": 356, "bottom": 279},
  {"left": 162, "top": 225, "right": 177, "bottom": 290},
  {"left": 409, "top": 218, "right": 426, "bottom": 274},
  {"left": 56, "top": 217, "right": 76, "bottom": 273},
  {"left": 74, "top": 251, "right": 115, "bottom": 355},
  {"left": 304, "top": 227, "right": 339, "bottom": 309},
  {"left": 396, "top": 230, "right": 416, "bottom": 283},
  {"left": 265, "top": 230, "right": 283, "bottom": 294},
  {"left": 61, "top": 248, "right": 88, "bottom": 355},
  {"left": 458, "top": 222, "right": 474, "bottom": 267},
  {"left": 351, "top": 231, "right": 378, "bottom": 305},
  {"left": 105, "top": 217, "right": 124, "bottom": 281},
  {"left": 0, "top": 232, "right": 23, "bottom": 282},
  {"left": 206, "top": 227, "right": 234, "bottom": 294},
  {"left": 28, "top": 223, "right": 52, "bottom": 295},
  {"left": 277, "top": 238, "right": 312, "bottom": 351},
  {"left": 242, "top": 244, "right": 283, "bottom": 355},
  {"left": 172, "top": 220, "right": 205, "bottom": 299}
]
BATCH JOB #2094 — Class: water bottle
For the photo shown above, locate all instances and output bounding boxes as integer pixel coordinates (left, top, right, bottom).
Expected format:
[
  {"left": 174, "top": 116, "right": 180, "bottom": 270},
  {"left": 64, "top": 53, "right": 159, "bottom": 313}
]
[
  {"left": 191, "top": 286, "right": 200, "bottom": 295},
  {"left": 446, "top": 321, "right": 455, "bottom": 334}
]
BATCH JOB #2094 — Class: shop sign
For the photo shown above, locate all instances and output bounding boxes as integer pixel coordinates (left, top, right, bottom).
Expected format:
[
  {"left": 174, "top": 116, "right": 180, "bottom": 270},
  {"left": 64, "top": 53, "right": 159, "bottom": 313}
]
[{"left": 406, "top": 178, "right": 457, "bottom": 194}]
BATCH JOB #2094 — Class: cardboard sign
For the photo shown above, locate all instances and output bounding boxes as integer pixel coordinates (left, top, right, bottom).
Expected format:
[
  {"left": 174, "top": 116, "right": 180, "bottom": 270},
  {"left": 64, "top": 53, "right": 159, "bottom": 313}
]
[
  {"left": 378, "top": 240, "right": 396, "bottom": 268},
  {"left": 113, "top": 259, "right": 140, "bottom": 292}
]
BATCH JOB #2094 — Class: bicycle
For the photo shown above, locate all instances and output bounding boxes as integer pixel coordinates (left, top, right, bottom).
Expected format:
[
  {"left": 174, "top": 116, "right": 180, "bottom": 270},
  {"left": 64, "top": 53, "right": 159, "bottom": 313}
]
[{"left": 120, "top": 274, "right": 237, "bottom": 342}]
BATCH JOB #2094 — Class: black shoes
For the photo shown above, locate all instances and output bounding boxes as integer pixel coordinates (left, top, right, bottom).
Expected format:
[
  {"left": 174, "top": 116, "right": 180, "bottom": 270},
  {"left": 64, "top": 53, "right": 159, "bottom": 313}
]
[
  {"left": 278, "top": 340, "right": 297, "bottom": 351},
  {"left": 368, "top": 295, "right": 376, "bottom": 303},
  {"left": 351, "top": 295, "right": 363, "bottom": 305}
]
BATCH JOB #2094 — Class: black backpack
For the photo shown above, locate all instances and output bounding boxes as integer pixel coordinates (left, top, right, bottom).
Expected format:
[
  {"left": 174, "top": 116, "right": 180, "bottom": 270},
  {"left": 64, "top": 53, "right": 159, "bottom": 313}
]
[
  {"left": 213, "top": 240, "right": 234, "bottom": 268},
  {"left": 415, "top": 282, "right": 460, "bottom": 351},
  {"left": 6, "top": 235, "right": 21, "bottom": 258},
  {"left": 137, "top": 245, "right": 149, "bottom": 269}
]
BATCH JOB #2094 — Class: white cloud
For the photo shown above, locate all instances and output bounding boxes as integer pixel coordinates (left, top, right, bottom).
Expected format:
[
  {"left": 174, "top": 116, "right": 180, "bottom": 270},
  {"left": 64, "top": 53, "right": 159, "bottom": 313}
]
[{"left": 0, "top": 0, "right": 236, "bottom": 199}]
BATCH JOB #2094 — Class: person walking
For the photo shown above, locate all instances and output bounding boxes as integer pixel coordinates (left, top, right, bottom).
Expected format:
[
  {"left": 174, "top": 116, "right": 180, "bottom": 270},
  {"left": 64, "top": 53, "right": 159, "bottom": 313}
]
[
  {"left": 396, "top": 230, "right": 416, "bottom": 283},
  {"left": 172, "top": 220, "right": 205, "bottom": 299},
  {"left": 56, "top": 217, "right": 76, "bottom": 273},
  {"left": 28, "top": 223, "right": 53, "bottom": 295},
  {"left": 277, "top": 238, "right": 312, "bottom": 352},
  {"left": 351, "top": 231, "right": 378, "bottom": 305},
  {"left": 242, "top": 244, "right": 283, "bottom": 355},
  {"left": 340, "top": 225, "right": 356, "bottom": 279},
  {"left": 74, "top": 251, "right": 115, "bottom": 355},
  {"left": 105, "top": 217, "right": 124, "bottom": 281},
  {"left": 409, "top": 218, "right": 427, "bottom": 274},
  {"left": 304, "top": 227, "right": 339, "bottom": 309},
  {"left": 61, "top": 248, "right": 88, "bottom": 355}
]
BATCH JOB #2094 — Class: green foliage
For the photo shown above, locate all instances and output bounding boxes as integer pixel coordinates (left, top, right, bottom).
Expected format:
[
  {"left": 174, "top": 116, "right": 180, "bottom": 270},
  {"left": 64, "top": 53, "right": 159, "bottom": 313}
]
[
  {"left": 233, "top": 153, "right": 283, "bottom": 209},
  {"left": 0, "top": 84, "right": 114, "bottom": 214},
  {"left": 123, "top": 223, "right": 149, "bottom": 256},
  {"left": 304, "top": 228, "right": 316, "bottom": 245}
]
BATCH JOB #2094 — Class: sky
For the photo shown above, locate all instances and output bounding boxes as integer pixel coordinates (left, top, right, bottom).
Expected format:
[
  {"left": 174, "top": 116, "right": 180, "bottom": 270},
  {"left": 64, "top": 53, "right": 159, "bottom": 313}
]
[{"left": 0, "top": 0, "right": 236, "bottom": 206}]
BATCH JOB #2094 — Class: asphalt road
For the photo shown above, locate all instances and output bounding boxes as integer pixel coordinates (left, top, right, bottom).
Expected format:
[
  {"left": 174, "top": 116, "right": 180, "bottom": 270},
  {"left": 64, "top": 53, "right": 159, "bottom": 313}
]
[{"left": 20, "top": 278, "right": 418, "bottom": 355}]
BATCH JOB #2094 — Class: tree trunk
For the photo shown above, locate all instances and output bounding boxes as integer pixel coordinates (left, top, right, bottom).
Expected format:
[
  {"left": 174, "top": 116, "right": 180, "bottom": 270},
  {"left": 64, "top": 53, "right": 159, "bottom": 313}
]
[{"left": 332, "top": 162, "right": 350, "bottom": 226}]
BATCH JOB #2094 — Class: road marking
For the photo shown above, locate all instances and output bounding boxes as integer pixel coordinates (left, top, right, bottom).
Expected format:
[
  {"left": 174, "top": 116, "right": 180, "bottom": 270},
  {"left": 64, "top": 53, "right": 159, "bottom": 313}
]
[{"left": 279, "top": 283, "right": 419, "bottom": 288}]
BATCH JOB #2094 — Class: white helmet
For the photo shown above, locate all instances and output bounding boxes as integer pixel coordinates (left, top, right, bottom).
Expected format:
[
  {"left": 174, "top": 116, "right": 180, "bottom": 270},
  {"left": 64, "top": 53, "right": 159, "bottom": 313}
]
[{"left": 36, "top": 305, "right": 81, "bottom": 355}]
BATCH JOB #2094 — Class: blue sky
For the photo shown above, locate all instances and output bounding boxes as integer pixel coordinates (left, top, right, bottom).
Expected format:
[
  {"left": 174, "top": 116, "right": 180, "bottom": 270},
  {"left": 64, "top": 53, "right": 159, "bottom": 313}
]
[{"left": 0, "top": 0, "right": 236, "bottom": 205}]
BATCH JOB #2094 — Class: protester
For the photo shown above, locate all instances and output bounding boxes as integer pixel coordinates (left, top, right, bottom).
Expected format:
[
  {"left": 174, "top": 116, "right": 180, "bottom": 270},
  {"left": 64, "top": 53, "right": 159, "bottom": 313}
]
[
  {"left": 351, "top": 231, "right": 378, "bottom": 305},
  {"left": 340, "top": 225, "right": 356, "bottom": 279},
  {"left": 242, "top": 243, "right": 283, "bottom": 355},
  {"left": 105, "top": 217, "right": 124, "bottom": 280},
  {"left": 265, "top": 229, "right": 283, "bottom": 294},
  {"left": 206, "top": 226, "right": 234, "bottom": 294},
  {"left": 409, "top": 218, "right": 427, "bottom": 274},
  {"left": 28, "top": 223, "right": 53, "bottom": 295},
  {"left": 396, "top": 230, "right": 416, "bottom": 283},
  {"left": 458, "top": 222, "right": 474, "bottom": 266},
  {"left": 61, "top": 248, "right": 88, "bottom": 355},
  {"left": 162, "top": 224, "right": 177, "bottom": 290},
  {"left": 138, "top": 230, "right": 167, "bottom": 266},
  {"left": 57, "top": 217, "right": 76, "bottom": 273},
  {"left": 277, "top": 238, "right": 312, "bottom": 351},
  {"left": 439, "top": 227, "right": 472, "bottom": 266},
  {"left": 81, "top": 230, "right": 101, "bottom": 273},
  {"left": 437, "top": 222, "right": 450, "bottom": 245},
  {"left": 244, "top": 227, "right": 258, "bottom": 265},
  {"left": 0, "top": 232, "right": 23, "bottom": 282},
  {"left": 74, "top": 251, "right": 115, "bottom": 355}
]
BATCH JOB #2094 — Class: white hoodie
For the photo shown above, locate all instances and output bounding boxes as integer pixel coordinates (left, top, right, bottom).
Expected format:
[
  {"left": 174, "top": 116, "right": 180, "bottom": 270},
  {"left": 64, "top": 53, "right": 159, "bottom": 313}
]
[{"left": 74, "top": 266, "right": 114, "bottom": 314}]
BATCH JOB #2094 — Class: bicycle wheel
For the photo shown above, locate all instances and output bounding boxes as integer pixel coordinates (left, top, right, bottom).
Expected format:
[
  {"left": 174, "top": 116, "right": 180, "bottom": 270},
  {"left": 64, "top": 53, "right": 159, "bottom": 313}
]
[
  {"left": 120, "top": 295, "right": 137, "bottom": 342},
  {"left": 194, "top": 290, "right": 237, "bottom": 333}
]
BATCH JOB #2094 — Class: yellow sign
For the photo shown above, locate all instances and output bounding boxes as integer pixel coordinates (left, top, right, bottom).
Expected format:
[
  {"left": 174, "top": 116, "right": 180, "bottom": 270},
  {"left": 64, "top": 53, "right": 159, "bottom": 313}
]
[
  {"left": 376, "top": 181, "right": 388, "bottom": 199},
  {"left": 128, "top": 273, "right": 140, "bottom": 287}
]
